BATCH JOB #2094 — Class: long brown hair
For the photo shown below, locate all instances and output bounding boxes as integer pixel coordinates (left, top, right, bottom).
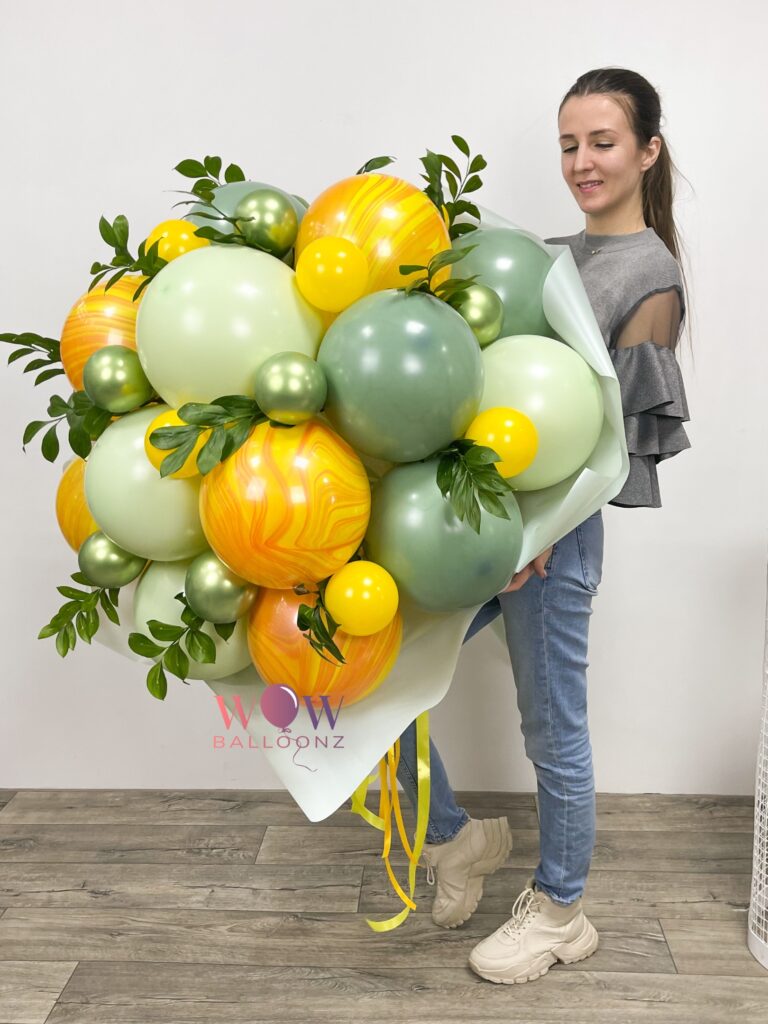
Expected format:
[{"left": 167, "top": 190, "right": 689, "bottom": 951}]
[{"left": 559, "top": 68, "right": 694, "bottom": 357}]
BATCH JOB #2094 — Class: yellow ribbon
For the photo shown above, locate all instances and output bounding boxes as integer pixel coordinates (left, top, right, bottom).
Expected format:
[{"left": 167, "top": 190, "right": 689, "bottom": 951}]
[{"left": 349, "top": 709, "right": 431, "bottom": 931}]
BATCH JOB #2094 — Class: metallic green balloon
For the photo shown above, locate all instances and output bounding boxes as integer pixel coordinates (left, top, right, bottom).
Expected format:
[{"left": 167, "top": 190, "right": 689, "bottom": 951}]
[
  {"left": 184, "top": 551, "right": 258, "bottom": 624},
  {"left": 186, "top": 180, "right": 306, "bottom": 236},
  {"left": 254, "top": 351, "right": 327, "bottom": 425},
  {"left": 233, "top": 188, "right": 299, "bottom": 258},
  {"left": 317, "top": 289, "right": 484, "bottom": 463},
  {"left": 82, "top": 346, "right": 154, "bottom": 413},
  {"left": 364, "top": 458, "right": 524, "bottom": 612},
  {"left": 453, "top": 228, "right": 555, "bottom": 338},
  {"left": 78, "top": 530, "right": 148, "bottom": 588},
  {"left": 452, "top": 284, "right": 504, "bottom": 347}
]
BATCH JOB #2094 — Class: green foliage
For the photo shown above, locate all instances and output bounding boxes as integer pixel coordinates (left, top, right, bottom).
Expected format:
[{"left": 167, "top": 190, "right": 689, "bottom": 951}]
[
  {"left": 355, "top": 155, "right": 397, "bottom": 175},
  {"left": 0, "top": 332, "right": 64, "bottom": 386},
  {"left": 419, "top": 134, "right": 487, "bottom": 239},
  {"left": 435, "top": 438, "right": 516, "bottom": 535},
  {"left": 90, "top": 214, "right": 167, "bottom": 299},
  {"left": 294, "top": 577, "right": 347, "bottom": 667},
  {"left": 21, "top": 390, "right": 117, "bottom": 463},
  {"left": 397, "top": 245, "right": 480, "bottom": 306},
  {"left": 38, "top": 571, "right": 120, "bottom": 656}
]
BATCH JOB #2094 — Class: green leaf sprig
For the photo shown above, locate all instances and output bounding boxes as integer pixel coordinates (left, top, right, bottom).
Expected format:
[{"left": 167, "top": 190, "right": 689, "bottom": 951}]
[
  {"left": 1, "top": 332, "right": 64, "bottom": 386},
  {"left": 435, "top": 438, "right": 516, "bottom": 535},
  {"left": 38, "top": 571, "right": 121, "bottom": 657},
  {"left": 397, "top": 245, "right": 480, "bottom": 307},
  {"left": 355, "top": 155, "right": 397, "bottom": 175},
  {"left": 419, "top": 134, "right": 487, "bottom": 239},
  {"left": 128, "top": 590, "right": 237, "bottom": 701},
  {"left": 294, "top": 577, "right": 347, "bottom": 667},
  {"left": 148, "top": 395, "right": 270, "bottom": 478},
  {"left": 90, "top": 214, "right": 167, "bottom": 300},
  {"left": 23, "top": 390, "right": 116, "bottom": 463}
]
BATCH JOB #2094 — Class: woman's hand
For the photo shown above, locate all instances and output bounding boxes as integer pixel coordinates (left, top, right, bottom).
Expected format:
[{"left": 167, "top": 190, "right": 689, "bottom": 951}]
[{"left": 498, "top": 545, "right": 554, "bottom": 594}]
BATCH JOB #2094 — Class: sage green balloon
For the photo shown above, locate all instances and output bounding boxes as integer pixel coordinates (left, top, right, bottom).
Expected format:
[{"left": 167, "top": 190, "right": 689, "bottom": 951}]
[
  {"left": 317, "top": 289, "right": 483, "bottom": 462},
  {"left": 184, "top": 551, "right": 258, "bottom": 624},
  {"left": 82, "top": 346, "right": 154, "bottom": 413},
  {"left": 454, "top": 227, "right": 555, "bottom": 338},
  {"left": 480, "top": 335, "right": 604, "bottom": 490},
  {"left": 186, "top": 180, "right": 306, "bottom": 235},
  {"left": 254, "top": 351, "right": 327, "bottom": 425},
  {"left": 78, "top": 531, "right": 148, "bottom": 588},
  {"left": 133, "top": 558, "right": 251, "bottom": 681},
  {"left": 452, "top": 284, "right": 504, "bottom": 347},
  {"left": 364, "top": 458, "right": 524, "bottom": 612},
  {"left": 233, "top": 188, "right": 299, "bottom": 258},
  {"left": 84, "top": 405, "right": 208, "bottom": 561}
]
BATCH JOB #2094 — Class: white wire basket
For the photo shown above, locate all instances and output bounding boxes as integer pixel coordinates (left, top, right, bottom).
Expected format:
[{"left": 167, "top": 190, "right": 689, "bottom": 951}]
[{"left": 747, "top": 563, "right": 768, "bottom": 968}]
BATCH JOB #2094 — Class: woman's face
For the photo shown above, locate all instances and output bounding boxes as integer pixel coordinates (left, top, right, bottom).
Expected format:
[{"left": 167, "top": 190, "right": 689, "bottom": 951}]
[{"left": 558, "top": 93, "right": 660, "bottom": 224}]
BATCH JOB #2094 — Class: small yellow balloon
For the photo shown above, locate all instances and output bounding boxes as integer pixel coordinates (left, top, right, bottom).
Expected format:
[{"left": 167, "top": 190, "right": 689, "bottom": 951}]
[
  {"left": 144, "top": 409, "right": 210, "bottom": 479},
  {"left": 295, "top": 236, "right": 369, "bottom": 313},
  {"left": 465, "top": 407, "right": 539, "bottom": 479},
  {"left": 145, "top": 219, "right": 210, "bottom": 263},
  {"left": 324, "top": 559, "right": 399, "bottom": 636}
]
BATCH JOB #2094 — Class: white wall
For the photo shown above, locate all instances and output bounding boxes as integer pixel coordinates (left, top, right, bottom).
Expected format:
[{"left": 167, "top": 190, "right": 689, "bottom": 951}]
[{"left": 1, "top": 0, "right": 765, "bottom": 797}]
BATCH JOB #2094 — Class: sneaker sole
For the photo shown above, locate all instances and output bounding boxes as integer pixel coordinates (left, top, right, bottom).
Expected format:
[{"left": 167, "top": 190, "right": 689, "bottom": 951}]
[
  {"left": 436, "top": 820, "right": 514, "bottom": 930},
  {"left": 468, "top": 916, "right": 599, "bottom": 984}
]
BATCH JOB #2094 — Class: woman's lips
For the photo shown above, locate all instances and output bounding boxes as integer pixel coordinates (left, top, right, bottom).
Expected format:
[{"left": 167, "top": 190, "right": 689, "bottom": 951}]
[{"left": 578, "top": 181, "right": 603, "bottom": 192}]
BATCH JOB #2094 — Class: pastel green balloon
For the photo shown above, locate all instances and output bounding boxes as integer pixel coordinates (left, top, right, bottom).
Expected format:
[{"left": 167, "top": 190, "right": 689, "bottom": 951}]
[
  {"left": 133, "top": 559, "right": 251, "bottom": 681},
  {"left": 82, "top": 346, "right": 155, "bottom": 413},
  {"left": 451, "top": 283, "right": 504, "bottom": 347},
  {"left": 480, "top": 335, "right": 604, "bottom": 490},
  {"left": 186, "top": 180, "right": 307, "bottom": 235},
  {"left": 233, "top": 188, "right": 299, "bottom": 258},
  {"left": 135, "top": 246, "right": 324, "bottom": 407},
  {"left": 84, "top": 405, "right": 208, "bottom": 561},
  {"left": 184, "top": 551, "right": 258, "bottom": 624},
  {"left": 364, "top": 458, "right": 524, "bottom": 612},
  {"left": 317, "top": 290, "right": 484, "bottom": 462},
  {"left": 454, "top": 227, "right": 555, "bottom": 338},
  {"left": 254, "top": 351, "right": 327, "bottom": 425},
  {"left": 78, "top": 531, "right": 148, "bottom": 588}
]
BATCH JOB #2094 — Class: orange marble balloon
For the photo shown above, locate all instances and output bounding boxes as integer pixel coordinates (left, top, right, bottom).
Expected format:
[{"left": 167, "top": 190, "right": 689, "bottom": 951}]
[
  {"left": 60, "top": 275, "right": 147, "bottom": 391},
  {"left": 199, "top": 418, "right": 371, "bottom": 589},
  {"left": 248, "top": 587, "right": 402, "bottom": 708},
  {"left": 55, "top": 458, "right": 99, "bottom": 551},
  {"left": 295, "top": 173, "right": 452, "bottom": 294}
]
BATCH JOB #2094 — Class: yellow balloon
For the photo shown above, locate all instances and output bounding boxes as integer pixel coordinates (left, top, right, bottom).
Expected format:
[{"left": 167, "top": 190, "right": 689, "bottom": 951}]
[
  {"left": 145, "top": 219, "right": 210, "bottom": 263},
  {"left": 324, "top": 559, "right": 399, "bottom": 636},
  {"left": 295, "top": 236, "right": 369, "bottom": 313},
  {"left": 144, "top": 409, "right": 210, "bottom": 479},
  {"left": 464, "top": 406, "right": 539, "bottom": 478}
]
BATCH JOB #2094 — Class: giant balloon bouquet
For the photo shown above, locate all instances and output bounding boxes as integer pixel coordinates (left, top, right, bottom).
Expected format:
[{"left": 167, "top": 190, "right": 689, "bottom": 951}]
[{"left": 3, "top": 141, "right": 607, "bottom": 930}]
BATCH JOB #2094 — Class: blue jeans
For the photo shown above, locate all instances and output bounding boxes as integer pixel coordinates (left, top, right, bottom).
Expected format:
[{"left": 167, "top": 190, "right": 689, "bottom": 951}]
[{"left": 396, "top": 509, "right": 605, "bottom": 907}]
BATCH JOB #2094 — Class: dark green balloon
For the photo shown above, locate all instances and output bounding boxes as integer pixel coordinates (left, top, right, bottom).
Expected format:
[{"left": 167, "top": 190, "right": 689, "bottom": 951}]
[
  {"left": 82, "top": 346, "right": 154, "bottom": 413},
  {"left": 78, "top": 531, "right": 148, "bottom": 588},
  {"left": 452, "top": 283, "right": 504, "bottom": 347},
  {"left": 364, "top": 458, "right": 524, "bottom": 612},
  {"left": 184, "top": 551, "right": 257, "bottom": 623},
  {"left": 233, "top": 188, "right": 299, "bottom": 258},
  {"left": 254, "top": 351, "right": 327, "bottom": 425},
  {"left": 317, "top": 290, "right": 484, "bottom": 463},
  {"left": 454, "top": 228, "right": 555, "bottom": 338}
]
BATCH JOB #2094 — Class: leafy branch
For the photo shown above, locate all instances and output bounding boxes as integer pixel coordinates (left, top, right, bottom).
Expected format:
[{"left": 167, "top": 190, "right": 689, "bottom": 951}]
[
  {"left": 435, "top": 438, "right": 515, "bottom": 535},
  {"left": 148, "top": 395, "right": 270, "bottom": 478},
  {"left": 398, "top": 245, "right": 480, "bottom": 306},
  {"left": 419, "top": 134, "right": 487, "bottom": 239},
  {"left": 90, "top": 214, "right": 167, "bottom": 300},
  {"left": 22, "top": 390, "right": 116, "bottom": 463},
  {"left": 294, "top": 577, "right": 347, "bottom": 667},
  {"left": 1, "top": 332, "right": 64, "bottom": 386},
  {"left": 38, "top": 571, "right": 121, "bottom": 656},
  {"left": 355, "top": 155, "right": 397, "bottom": 175}
]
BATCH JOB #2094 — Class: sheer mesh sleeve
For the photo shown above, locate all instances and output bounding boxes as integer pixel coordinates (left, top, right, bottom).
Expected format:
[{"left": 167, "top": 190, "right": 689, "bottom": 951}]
[{"left": 608, "top": 287, "right": 691, "bottom": 508}]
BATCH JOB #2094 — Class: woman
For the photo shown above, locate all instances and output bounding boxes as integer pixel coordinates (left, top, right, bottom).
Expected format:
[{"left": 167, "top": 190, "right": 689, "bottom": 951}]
[{"left": 395, "top": 67, "right": 692, "bottom": 985}]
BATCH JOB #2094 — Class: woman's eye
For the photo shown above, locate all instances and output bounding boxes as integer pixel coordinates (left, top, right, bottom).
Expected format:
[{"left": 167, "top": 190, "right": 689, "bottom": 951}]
[{"left": 561, "top": 143, "right": 613, "bottom": 153}]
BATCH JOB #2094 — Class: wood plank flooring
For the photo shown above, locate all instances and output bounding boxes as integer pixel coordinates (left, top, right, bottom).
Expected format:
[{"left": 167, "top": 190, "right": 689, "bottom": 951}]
[{"left": 0, "top": 789, "right": 764, "bottom": 1022}]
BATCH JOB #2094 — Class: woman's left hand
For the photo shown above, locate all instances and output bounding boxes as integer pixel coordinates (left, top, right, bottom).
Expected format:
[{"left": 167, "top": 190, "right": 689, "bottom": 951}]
[{"left": 498, "top": 545, "right": 554, "bottom": 594}]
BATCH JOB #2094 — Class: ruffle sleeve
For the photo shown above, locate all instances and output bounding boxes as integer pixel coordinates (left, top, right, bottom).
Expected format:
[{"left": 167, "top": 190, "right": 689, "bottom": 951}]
[{"left": 607, "top": 287, "right": 692, "bottom": 509}]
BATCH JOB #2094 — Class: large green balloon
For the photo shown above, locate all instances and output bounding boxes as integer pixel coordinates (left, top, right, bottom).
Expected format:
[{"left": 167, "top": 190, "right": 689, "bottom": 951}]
[
  {"left": 317, "top": 290, "right": 484, "bottom": 463},
  {"left": 454, "top": 227, "right": 555, "bottom": 338},
  {"left": 364, "top": 458, "right": 524, "bottom": 612},
  {"left": 135, "top": 246, "right": 324, "bottom": 407},
  {"left": 133, "top": 559, "right": 251, "bottom": 681},
  {"left": 84, "top": 405, "right": 208, "bottom": 561},
  {"left": 480, "top": 335, "right": 604, "bottom": 490},
  {"left": 186, "top": 180, "right": 306, "bottom": 236}
]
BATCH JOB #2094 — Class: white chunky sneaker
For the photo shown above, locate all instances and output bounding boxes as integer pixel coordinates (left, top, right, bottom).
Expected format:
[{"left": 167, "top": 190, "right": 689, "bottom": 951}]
[
  {"left": 420, "top": 816, "right": 513, "bottom": 928},
  {"left": 468, "top": 873, "right": 599, "bottom": 984}
]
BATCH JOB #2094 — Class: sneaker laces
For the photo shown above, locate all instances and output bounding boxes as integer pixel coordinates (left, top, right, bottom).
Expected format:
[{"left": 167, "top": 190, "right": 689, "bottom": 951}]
[
  {"left": 501, "top": 884, "right": 541, "bottom": 937},
  {"left": 426, "top": 864, "right": 435, "bottom": 885}
]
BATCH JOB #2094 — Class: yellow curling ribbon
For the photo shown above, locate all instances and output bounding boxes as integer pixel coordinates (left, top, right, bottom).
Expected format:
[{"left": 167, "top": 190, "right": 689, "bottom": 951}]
[{"left": 349, "top": 709, "right": 431, "bottom": 931}]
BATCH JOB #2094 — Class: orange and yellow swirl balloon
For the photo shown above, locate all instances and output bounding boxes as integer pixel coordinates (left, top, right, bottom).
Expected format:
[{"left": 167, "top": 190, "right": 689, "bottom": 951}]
[
  {"left": 55, "top": 458, "right": 99, "bottom": 552},
  {"left": 199, "top": 418, "right": 371, "bottom": 589}
]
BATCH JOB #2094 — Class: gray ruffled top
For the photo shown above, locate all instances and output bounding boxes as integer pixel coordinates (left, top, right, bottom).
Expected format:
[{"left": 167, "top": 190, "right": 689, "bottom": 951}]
[{"left": 544, "top": 226, "right": 691, "bottom": 508}]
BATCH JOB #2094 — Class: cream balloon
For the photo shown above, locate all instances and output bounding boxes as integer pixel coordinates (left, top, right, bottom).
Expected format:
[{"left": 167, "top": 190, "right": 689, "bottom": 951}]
[{"left": 135, "top": 246, "right": 324, "bottom": 407}]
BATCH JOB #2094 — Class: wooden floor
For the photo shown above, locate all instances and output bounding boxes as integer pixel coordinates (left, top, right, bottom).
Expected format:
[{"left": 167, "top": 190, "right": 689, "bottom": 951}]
[{"left": 0, "top": 788, "right": 765, "bottom": 1023}]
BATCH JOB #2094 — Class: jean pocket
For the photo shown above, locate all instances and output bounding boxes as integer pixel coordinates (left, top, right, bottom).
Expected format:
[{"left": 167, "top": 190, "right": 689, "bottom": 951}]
[
  {"left": 544, "top": 542, "right": 558, "bottom": 573},
  {"left": 575, "top": 514, "right": 604, "bottom": 594}
]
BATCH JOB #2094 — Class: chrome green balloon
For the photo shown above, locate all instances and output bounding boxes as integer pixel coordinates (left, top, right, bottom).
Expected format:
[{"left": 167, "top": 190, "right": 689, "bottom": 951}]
[
  {"left": 233, "top": 188, "right": 298, "bottom": 258},
  {"left": 364, "top": 458, "right": 524, "bottom": 612},
  {"left": 184, "top": 551, "right": 258, "bottom": 623},
  {"left": 453, "top": 228, "right": 555, "bottom": 338},
  {"left": 134, "top": 558, "right": 251, "bottom": 681},
  {"left": 480, "top": 335, "right": 604, "bottom": 490},
  {"left": 452, "top": 284, "right": 504, "bottom": 347},
  {"left": 78, "top": 531, "right": 148, "bottom": 588},
  {"left": 186, "top": 180, "right": 306, "bottom": 236},
  {"left": 82, "top": 346, "right": 154, "bottom": 413},
  {"left": 254, "top": 351, "right": 327, "bottom": 425},
  {"left": 317, "top": 290, "right": 483, "bottom": 463}
]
